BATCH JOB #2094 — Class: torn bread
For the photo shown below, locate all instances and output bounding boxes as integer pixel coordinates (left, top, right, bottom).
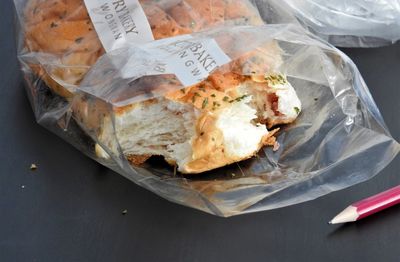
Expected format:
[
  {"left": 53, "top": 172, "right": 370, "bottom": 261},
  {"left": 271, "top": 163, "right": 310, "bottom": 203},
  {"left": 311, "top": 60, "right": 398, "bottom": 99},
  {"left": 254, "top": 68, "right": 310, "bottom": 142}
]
[
  {"left": 75, "top": 71, "right": 301, "bottom": 174},
  {"left": 23, "top": 0, "right": 264, "bottom": 98}
]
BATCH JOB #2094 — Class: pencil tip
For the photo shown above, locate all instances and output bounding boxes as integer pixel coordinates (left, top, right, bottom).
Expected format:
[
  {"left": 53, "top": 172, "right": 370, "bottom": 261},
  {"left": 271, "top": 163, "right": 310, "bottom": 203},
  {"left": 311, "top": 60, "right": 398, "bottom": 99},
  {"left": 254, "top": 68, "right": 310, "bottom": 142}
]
[{"left": 329, "top": 206, "right": 358, "bottom": 224}]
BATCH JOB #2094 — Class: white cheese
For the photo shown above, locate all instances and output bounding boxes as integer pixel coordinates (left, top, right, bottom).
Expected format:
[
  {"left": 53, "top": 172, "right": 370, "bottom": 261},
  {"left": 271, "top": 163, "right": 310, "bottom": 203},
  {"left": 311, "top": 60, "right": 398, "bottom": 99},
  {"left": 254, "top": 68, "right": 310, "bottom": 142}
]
[
  {"left": 216, "top": 97, "right": 268, "bottom": 159},
  {"left": 274, "top": 81, "right": 302, "bottom": 119}
]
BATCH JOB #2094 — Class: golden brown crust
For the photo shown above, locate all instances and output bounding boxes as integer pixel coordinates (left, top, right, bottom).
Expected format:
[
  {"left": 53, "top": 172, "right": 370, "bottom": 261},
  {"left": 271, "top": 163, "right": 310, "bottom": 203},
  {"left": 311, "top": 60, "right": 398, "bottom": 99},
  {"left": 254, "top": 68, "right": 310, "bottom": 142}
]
[
  {"left": 167, "top": 1, "right": 208, "bottom": 31},
  {"left": 182, "top": 119, "right": 279, "bottom": 174},
  {"left": 26, "top": 20, "right": 100, "bottom": 54},
  {"left": 143, "top": 3, "right": 192, "bottom": 39},
  {"left": 113, "top": 98, "right": 159, "bottom": 116},
  {"left": 208, "top": 72, "right": 244, "bottom": 92},
  {"left": 24, "top": 0, "right": 104, "bottom": 97},
  {"left": 262, "top": 128, "right": 279, "bottom": 146},
  {"left": 24, "top": 0, "right": 89, "bottom": 25},
  {"left": 183, "top": 0, "right": 225, "bottom": 26},
  {"left": 72, "top": 94, "right": 110, "bottom": 133},
  {"left": 266, "top": 118, "right": 297, "bottom": 129},
  {"left": 29, "top": 63, "right": 74, "bottom": 98},
  {"left": 126, "top": 154, "right": 152, "bottom": 166},
  {"left": 224, "top": 0, "right": 264, "bottom": 25},
  {"left": 167, "top": 0, "right": 225, "bottom": 30},
  {"left": 164, "top": 81, "right": 237, "bottom": 111}
]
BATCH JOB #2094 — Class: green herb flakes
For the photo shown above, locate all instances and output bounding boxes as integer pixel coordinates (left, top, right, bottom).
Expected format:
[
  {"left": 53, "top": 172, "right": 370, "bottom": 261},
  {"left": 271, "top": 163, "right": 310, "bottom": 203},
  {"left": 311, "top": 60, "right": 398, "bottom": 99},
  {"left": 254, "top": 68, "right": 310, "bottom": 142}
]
[
  {"left": 235, "top": 95, "right": 248, "bottom": 102},
  {"left": 75, "top": 37, "right": 84, "bottom": 44},
  {"left": 264, "top": 73, "right": 287, "bottom": 85},
  {"left": 202, "top": 97, "right": 209, "bottom": 109}
]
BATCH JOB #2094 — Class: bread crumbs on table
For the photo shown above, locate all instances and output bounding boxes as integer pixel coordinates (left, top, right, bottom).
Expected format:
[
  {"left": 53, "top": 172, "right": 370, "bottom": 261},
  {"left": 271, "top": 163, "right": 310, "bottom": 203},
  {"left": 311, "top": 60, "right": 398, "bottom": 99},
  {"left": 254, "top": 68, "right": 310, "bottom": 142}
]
[
  {"left": 122, "top": 209, "right": 128, "bottom": 215},
  {"left": 30, "top": 163, "right": 37, "bottom": 170}
]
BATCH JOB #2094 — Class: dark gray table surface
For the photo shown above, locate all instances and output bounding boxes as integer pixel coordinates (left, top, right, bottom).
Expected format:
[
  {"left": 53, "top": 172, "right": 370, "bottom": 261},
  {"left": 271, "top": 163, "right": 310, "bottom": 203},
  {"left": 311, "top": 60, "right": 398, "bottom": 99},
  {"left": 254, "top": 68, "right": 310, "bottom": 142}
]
[{"left": 1, "top": 1, "right": 399, "bottom": 261}]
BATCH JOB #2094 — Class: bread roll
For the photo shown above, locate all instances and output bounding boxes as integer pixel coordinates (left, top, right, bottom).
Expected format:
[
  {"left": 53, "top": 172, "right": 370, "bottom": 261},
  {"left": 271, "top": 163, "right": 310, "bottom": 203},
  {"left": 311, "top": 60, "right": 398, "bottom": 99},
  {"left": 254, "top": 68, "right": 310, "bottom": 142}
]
[
  {"left": 75, "top": 70, "right": 301, "bottom": 174},
  {"left": 23, "top": 0, "right": 264, "bottom": 98}
]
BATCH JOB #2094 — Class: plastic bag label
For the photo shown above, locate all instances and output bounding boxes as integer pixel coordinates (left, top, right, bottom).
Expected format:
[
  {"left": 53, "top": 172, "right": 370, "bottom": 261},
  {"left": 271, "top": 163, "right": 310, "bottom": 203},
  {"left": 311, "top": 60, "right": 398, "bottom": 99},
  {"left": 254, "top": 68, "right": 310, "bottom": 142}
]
[
  {"left": 83, "top": 0, "right": 154, "bottom": 52},
  {"left": 167, "top": 39, "right": 231, "bottom": 86},
  {"left": 122, "top": 36, "right": 231, "bottom": 86}
]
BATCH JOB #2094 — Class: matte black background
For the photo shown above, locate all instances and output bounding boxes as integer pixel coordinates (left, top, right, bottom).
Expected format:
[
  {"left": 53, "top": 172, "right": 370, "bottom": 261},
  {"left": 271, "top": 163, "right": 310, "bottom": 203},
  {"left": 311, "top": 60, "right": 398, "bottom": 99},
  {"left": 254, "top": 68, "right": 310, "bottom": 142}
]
[{"left": 1, "top": 1, "right": 399, "bottom": 261}]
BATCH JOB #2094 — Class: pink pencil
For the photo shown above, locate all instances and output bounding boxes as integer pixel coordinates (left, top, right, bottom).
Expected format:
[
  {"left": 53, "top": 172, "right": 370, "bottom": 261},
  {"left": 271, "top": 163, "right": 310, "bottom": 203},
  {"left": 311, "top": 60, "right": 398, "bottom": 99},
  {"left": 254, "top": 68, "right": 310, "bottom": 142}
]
[{"left": 329, "top": 185, "right": 400, "bottom": 224}]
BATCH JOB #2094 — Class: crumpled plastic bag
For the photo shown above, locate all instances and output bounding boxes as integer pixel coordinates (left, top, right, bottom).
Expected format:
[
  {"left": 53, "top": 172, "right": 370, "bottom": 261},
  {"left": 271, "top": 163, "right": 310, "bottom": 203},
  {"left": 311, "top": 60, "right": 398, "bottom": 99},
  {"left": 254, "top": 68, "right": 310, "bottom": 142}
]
[
  {"left": 13, "top": 0, "right": 399, "bottom": 216},
  {"left": 69, "top": 24, "right": 398, "bottom": 216},
  {"left": 263, "top": 0, "right": 400, "bottom": 47}
]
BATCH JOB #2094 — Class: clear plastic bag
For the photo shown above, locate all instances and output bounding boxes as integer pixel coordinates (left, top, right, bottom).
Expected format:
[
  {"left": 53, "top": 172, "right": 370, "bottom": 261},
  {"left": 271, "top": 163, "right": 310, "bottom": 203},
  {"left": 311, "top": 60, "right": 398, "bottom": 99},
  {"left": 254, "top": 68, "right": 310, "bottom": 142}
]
[
  {"left": 264, "top": 0, "right": 400, "bottom": 47},
  {"left": 14, "top": 0, "right": 399, "bottom": 216},
  {"left": 69, "top": 24, "right": 398, "bottom": 216}
]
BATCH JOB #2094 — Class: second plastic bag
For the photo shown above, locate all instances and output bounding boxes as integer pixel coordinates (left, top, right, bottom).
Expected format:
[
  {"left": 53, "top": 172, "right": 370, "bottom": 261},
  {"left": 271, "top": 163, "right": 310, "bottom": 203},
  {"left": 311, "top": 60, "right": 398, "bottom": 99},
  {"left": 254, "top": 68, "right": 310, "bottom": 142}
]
[{"left": 262, "top": 0, "right": 400, "bottom": 47}]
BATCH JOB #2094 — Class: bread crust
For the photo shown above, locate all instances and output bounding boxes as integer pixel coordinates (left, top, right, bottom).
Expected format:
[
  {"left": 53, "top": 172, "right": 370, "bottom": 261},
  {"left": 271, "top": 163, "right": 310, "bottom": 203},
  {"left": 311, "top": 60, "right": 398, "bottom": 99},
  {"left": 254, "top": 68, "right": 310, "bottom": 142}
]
[{"left": 126, "top": 154, "right": 152, "bottom": 166}]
